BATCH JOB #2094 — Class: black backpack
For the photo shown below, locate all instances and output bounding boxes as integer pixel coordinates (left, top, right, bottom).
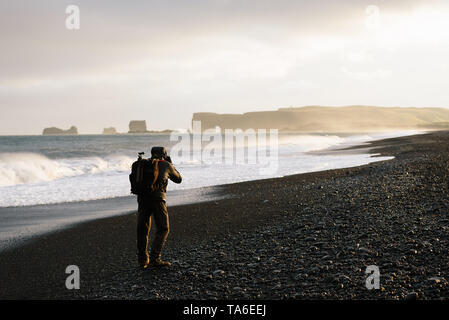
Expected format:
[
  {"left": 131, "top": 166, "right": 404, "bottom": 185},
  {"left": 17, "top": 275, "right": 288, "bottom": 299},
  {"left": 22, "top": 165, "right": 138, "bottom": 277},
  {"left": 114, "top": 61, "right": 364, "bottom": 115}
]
[{"left": 129, "top": 153, "right": 154, "bottom": 195}]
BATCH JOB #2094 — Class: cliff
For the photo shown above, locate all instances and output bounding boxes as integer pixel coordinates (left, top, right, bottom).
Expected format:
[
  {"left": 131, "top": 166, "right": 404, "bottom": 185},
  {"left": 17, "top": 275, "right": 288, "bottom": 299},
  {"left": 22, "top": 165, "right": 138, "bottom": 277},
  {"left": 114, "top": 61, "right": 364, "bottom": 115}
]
[
  {"left": 128, "top": 120, "right": 149, "bottom": 133},
  {"left": 192, "top": 106, "right": 449, "bottom": 133},
  {"left": 42, "top": 126, "right": 78, "bottom": 135}
]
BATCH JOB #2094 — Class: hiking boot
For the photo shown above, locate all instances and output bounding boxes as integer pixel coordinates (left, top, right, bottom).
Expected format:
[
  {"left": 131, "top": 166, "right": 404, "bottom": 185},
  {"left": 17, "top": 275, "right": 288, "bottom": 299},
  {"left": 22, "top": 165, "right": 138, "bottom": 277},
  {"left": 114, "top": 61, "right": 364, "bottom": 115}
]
[
  {"left": 138, "top": 257, "right": 150, "bottom": 270},
  {"left": 149, "top": 258, "right": 172, "bottom": 267}
]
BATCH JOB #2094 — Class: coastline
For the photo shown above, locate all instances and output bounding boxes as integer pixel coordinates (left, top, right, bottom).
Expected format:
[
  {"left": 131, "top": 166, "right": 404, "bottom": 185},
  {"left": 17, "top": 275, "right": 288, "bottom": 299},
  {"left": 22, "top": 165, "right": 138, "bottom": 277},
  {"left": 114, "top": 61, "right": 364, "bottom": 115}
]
[
  {"left": 0, "top": 131, "right": 410, "bottom": 250},
  {"left": 0, "top": 131, "right": 448, "bottom": 299}
]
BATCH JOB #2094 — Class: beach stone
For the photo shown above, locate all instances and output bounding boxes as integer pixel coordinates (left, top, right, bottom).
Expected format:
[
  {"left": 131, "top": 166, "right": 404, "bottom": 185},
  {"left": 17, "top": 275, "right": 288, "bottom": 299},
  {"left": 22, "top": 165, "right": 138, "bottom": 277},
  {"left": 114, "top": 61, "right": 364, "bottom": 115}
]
[
  {"left": 212, "top": 269, "right": 225, "bottom": 275},
  {"left": 428, "top": 277, "right": 442, "bottom": 283}
]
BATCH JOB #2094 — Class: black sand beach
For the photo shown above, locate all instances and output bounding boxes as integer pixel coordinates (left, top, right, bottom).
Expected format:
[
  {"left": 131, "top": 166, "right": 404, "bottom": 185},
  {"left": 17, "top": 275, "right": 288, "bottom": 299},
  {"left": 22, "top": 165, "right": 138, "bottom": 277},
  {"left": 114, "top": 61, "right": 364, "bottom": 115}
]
[{"left": 1, "top": 131, "right": 448, "bottom": 300}]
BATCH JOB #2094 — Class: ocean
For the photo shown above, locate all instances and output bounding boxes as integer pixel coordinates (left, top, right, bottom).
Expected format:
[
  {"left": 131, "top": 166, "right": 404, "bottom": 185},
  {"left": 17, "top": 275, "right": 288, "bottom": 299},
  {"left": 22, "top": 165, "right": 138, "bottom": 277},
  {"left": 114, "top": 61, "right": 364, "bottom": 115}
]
[
  {"left": 0, "top": 131, "right": 421, "bottom": 250},
  {"left": 0, "top": 131, "right": 420, "bottom": 208}
]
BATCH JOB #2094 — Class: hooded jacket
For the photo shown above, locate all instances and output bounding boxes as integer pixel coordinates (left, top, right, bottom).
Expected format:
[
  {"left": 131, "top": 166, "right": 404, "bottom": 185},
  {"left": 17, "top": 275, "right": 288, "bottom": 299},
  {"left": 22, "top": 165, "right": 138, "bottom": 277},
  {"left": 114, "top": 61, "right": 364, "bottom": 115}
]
[{"left": 144, "top": 159, "right": 182, "bottom": 200}]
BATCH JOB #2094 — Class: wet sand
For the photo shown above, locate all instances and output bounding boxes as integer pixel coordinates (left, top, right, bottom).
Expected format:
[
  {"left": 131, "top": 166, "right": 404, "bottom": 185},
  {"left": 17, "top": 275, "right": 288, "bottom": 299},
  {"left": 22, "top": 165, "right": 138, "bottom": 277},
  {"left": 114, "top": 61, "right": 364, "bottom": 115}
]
[
  {"left": 0, "top": 131, "right": 448, "bottom": 300},
  {"left": 0, "top": 185, "right": 228, "bottom": 252}
]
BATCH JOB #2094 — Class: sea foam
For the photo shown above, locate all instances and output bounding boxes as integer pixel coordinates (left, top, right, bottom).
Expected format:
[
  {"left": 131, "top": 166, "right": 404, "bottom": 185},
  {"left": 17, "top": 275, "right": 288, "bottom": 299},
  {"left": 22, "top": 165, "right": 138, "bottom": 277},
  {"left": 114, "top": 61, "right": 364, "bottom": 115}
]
[{"left": 0, "top": 152, "right": 134, "bottom": 187}]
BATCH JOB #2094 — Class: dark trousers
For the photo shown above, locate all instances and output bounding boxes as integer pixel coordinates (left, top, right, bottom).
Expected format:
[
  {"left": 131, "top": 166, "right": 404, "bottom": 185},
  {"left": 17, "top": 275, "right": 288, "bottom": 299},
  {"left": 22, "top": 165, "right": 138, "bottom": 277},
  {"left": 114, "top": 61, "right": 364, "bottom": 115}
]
[{"left": 136, "top": 196, "right": 170, "bottom": 263}]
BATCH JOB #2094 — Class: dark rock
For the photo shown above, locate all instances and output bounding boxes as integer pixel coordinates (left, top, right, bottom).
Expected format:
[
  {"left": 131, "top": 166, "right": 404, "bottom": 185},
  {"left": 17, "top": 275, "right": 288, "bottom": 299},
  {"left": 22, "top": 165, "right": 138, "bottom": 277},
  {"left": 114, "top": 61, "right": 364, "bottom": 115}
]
[
  {"left": 43, "top": 126, "right": 78, "bottom": 135},
  {"left": 128, "top": 120, "right": 149, "bottom": 133}
]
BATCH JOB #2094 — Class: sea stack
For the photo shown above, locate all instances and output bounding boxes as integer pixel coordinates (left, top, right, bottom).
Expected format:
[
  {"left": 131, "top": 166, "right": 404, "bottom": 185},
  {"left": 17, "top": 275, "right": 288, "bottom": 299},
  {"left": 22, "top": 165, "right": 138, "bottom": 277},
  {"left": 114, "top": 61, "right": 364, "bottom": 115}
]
[
  {"left": 128, "top": 120, "right": 149, "bottom": 133},
  {"left": 102, "top": 127, "right": 117, "bottom": 134},
  {"left": 42, "top": 126, "right": 78, "bottom": 135}
]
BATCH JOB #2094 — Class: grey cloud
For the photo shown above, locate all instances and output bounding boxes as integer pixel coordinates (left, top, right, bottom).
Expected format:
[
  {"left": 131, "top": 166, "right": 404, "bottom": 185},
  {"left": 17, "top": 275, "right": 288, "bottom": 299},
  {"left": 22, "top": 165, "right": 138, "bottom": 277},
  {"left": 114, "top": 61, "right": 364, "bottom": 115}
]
[
  {"left": 0, "top": 0, "right": 431, "bottom": 80},
  {"left": 0, "top": 0, "right": 446, "bottom": 134}
]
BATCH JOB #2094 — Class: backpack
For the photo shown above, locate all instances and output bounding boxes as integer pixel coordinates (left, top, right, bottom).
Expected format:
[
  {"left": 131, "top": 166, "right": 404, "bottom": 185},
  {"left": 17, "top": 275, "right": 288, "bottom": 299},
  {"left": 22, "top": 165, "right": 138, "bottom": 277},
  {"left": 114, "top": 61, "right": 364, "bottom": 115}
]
[{"left": 129, "top": 153, "right": 160, "bottom": 195}]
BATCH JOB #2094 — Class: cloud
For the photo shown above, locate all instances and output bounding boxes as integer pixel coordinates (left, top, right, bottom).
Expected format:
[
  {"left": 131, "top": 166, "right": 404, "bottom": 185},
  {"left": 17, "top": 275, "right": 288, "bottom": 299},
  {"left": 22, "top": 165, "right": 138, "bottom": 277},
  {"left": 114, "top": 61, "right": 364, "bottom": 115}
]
[
  {"left": 1, "top": 0, "right": 449, "bottom": 134},
  {"left": 0, "top": 0, "right": 378, "bottom": 79},
  {"left": 340, "top": 66, "right": 392, "bottom": 80}
]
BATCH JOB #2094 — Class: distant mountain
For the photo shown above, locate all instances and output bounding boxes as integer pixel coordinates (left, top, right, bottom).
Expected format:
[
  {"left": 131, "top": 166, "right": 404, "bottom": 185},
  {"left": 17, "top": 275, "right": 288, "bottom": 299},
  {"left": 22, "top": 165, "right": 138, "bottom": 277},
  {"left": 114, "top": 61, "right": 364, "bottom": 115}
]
[
  {"left": 192, "top": 106, "right": 449, "bottom": 132},
  {"left": 42, "top": 126, "right": 78, "bottom": 135}
]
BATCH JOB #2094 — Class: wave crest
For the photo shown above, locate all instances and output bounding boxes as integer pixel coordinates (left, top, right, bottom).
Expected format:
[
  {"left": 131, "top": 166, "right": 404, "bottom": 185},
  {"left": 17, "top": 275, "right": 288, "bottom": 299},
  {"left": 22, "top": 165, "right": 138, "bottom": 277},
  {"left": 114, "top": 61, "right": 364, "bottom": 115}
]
[{"left": 0, "top": 153, "right": 133, "bottom": 187}]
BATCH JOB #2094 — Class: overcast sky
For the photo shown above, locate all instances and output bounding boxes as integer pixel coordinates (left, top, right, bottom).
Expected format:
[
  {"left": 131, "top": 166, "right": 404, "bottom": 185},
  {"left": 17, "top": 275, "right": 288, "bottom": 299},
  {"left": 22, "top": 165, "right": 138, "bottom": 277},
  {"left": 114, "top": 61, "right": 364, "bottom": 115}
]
[{"left": 1, "top": 0, "right": 449, "bottom": 134}]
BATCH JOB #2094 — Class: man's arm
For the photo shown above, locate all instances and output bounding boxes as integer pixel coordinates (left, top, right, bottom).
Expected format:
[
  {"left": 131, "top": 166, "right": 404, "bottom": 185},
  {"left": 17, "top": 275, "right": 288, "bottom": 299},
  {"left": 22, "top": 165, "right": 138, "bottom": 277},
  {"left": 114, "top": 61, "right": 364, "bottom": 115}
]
[{"left": 168, "top": 163, "right": 182, "bottom": 184}]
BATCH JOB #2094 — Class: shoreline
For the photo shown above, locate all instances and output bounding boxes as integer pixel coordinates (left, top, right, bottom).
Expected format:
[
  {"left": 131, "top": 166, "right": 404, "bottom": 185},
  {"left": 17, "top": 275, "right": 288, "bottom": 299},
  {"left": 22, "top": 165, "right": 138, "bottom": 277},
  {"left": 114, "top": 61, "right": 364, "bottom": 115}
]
[
  {"left": 0, "top": 185, "right": 230, "bottom": 252},
  {"left": 0, "top": 131, "right": 409, "bottom": 251},
  {"left": 1, "top": 130, "right": 448, "bottom": 299}
]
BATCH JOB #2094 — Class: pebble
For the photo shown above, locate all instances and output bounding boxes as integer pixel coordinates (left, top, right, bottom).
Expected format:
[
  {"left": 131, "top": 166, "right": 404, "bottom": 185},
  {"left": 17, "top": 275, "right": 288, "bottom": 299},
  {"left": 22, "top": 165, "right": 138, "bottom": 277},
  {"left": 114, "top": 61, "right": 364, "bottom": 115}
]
[{"left": 212, "top": 269, "right": 225, "bottom": 275}]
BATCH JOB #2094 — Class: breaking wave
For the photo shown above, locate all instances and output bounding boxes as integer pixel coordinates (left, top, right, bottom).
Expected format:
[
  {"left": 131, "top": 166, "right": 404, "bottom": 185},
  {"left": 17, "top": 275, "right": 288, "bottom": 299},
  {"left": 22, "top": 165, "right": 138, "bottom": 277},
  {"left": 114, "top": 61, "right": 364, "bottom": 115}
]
[{"left": 0, "top": 152, "right": 134, "bottom": 187}]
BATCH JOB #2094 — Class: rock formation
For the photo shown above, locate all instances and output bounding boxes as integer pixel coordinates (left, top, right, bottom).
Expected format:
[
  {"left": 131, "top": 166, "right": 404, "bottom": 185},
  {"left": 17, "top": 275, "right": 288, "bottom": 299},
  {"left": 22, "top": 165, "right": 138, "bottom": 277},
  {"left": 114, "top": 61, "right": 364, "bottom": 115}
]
[
  {"left": 102, "top": 127, "right": 117, "bottom": 134},
  {"left": 148, "top": 129, "right": 173, "bottom": 134},
  {"left": 128, "top": 120, "right": 149, "bottom": 133},
  {"left": 42, "top": 126, "right": 78, "bottom": 135},
  {"left": 192, "top": 106, "right": 449, "bottom": 133}
]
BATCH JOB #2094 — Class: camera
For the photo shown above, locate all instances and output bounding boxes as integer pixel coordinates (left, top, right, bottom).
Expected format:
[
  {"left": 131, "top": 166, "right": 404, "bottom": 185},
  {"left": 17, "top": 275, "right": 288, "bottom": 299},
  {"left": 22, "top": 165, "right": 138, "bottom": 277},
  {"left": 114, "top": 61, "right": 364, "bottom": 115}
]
[{"left": 151, "top": 146, "right": 172, "bottom": 163}]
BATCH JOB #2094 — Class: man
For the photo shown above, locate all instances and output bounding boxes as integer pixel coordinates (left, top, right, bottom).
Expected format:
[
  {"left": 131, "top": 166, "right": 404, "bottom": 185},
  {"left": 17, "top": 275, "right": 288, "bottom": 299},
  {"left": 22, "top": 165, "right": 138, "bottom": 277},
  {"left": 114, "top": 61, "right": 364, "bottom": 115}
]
[{"left": 136, "top": 146, "right": 182, "bottom": 269}]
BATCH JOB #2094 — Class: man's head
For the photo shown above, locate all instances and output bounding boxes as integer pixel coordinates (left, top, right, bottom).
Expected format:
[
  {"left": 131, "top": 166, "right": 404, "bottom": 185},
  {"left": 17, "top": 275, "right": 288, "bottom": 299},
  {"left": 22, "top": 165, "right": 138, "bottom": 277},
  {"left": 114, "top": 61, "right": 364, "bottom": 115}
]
[{"left": 151, "top": 146, "right": 167, "bottom": 160}]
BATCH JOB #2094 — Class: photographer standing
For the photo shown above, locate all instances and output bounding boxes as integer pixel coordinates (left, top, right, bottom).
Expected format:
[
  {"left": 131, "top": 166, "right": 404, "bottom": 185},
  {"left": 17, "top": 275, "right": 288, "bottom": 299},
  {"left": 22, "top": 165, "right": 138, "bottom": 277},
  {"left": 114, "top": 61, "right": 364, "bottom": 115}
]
[{"left": 134, "top": 147, "right": 182, "bottom": 269}]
